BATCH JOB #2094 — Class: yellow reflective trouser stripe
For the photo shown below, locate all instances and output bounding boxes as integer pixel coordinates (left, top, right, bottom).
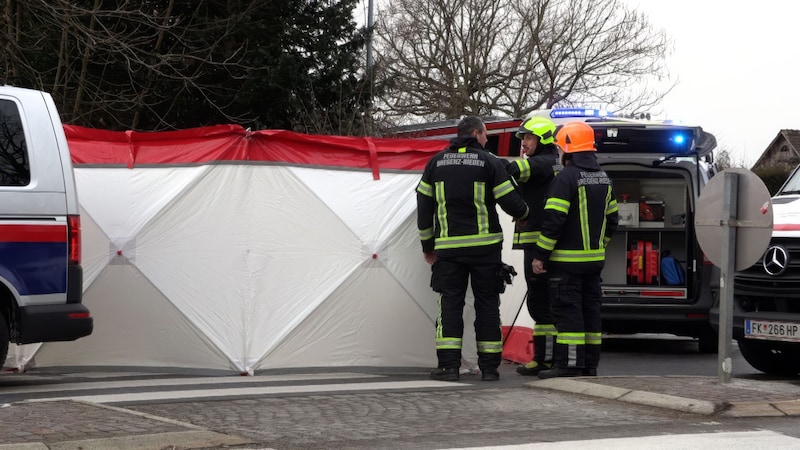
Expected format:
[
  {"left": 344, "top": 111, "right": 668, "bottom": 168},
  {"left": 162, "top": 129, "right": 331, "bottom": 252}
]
[
  {"left": 550, "top": 248, "right": 606, "bottom": 262},
  {"left": 477, "top": 341, "right": 503, "bottom": 353},
  {"left": 417, "top": 180, "right": 433, "bottom": 197},
  {"left": 436, "top": 337, "right": 462, "bottom": 350},
  {"left": 435, "top": 293, "right": 462, "bottom": 349},
  {"left": 544, "top": 197, "right": 570, "bottom": 214},
  {"left": 533, "top": 323, "right": 557, "bottom": 336},
  {"left": 515, "top": 159, "right": 531, "bottom": 182},
  {"left": 514, "top": 230, "right": 540, "bottom": 245},
  {"left": 586, "top": 332, "right": 602, "bottom": 345},
  {"left": 556, "top": 332, "right": 585, "bottom": 345},
  {"left": 435, "top": 232, "right": 504, "bottom": 249},
  {"left": 474, "top": 182, "right": 489, "bottom": 234},
  {"left": 419, "top": 227, "right": 434, "bottom": 241}
]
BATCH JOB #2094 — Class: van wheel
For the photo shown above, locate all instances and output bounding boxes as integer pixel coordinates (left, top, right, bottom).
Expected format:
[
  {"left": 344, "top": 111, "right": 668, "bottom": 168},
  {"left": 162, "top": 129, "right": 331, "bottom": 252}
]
[
  {"left": 737, "top": 339, "right": 800, "bottom": 376},
  {"left": 697, "top": 329, "right": 718, "bottom": 354},
  {"left": 0, "top": 310, "right": 8, "bottom": 369}
]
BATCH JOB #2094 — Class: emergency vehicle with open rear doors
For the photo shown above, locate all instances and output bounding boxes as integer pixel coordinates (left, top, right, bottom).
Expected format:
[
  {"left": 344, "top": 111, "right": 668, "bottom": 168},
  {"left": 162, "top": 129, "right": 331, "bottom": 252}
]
[{"left": 391, "top": 109, "right": 721, "bottom": 352}]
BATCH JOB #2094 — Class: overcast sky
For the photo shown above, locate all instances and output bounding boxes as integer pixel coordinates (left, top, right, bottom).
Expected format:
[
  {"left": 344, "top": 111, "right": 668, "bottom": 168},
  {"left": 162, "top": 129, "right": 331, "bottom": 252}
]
[
  {"left": 356, "top": 1, "right": 799, "bottom": 167},
  {"left": 623, "top": 0, "right": 800, "bottom": 167}
]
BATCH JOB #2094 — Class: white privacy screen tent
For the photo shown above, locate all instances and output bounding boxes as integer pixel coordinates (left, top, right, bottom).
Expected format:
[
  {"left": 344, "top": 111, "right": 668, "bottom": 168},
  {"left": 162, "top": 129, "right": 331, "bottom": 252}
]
[{"left": 7, "top": 125, "right": 532, "bottom": 374}]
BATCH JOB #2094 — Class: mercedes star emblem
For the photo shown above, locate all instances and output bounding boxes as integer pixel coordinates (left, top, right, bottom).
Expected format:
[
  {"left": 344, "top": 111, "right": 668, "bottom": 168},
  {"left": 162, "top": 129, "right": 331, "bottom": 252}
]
[{"left": 763, "top": 245, "right": 789, "bottom": 276}]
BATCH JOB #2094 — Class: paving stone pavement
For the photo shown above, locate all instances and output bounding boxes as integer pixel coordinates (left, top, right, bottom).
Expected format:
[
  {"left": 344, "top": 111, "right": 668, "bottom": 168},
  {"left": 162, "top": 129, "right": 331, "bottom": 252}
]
[
  {"left": 0, "top": 401, "right": 188, "bottom": 444},
  {"left": 127, "top": 387, "right": 674, "bottom": 449},
  {"left": 1, "top": 370, "right": 800, "bottom": 449}
]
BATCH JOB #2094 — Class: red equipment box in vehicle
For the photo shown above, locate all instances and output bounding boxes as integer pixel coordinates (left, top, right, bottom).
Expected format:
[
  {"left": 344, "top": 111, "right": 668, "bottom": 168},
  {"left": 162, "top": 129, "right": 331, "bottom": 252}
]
[{"left": 627, "top": 240, "right": 659, "bottom": 285}]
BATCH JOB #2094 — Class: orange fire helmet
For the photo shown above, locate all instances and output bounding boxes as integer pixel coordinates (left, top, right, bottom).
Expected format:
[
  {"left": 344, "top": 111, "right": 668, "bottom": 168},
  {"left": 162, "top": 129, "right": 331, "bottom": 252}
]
[{"left": 556, "top": 121, "right": 596, "bottom": 153}]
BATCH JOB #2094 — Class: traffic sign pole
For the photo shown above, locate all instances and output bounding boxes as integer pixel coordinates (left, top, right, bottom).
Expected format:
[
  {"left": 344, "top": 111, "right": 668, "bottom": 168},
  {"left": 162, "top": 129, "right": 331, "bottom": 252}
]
[
  {"left": 718, "top": 172, "right": 738, "bottom": 384},
  {"left": 694, "top": 168, "right": 772, "bottom": 385}
]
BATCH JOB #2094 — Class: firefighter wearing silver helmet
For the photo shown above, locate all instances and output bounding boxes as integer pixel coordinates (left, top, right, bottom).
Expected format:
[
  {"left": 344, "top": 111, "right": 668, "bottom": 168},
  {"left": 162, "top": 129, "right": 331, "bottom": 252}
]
[{"left": 506, "top": 115, "right": 563, "bottom": 376}]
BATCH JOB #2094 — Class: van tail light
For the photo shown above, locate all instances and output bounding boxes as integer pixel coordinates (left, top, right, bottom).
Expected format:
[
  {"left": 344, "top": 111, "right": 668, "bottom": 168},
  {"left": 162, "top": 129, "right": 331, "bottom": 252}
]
[
  {"left": 68, "top": 215, "right": 81, "bottom": 265},
  {"left": 702, "top": 252, "right": 713, "bottom": 265}
]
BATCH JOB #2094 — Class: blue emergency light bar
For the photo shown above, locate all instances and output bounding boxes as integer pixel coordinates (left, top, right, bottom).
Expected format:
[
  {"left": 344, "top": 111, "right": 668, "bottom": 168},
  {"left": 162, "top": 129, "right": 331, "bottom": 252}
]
[
  {"left": 541, "top": 107, "right": 700, "bottom": 155},
  {"left": 592, "top": 126, "right": 695, "bottom": 155},
  {"left": 549, "top": 108, "right": 614, "bottom": 119}
]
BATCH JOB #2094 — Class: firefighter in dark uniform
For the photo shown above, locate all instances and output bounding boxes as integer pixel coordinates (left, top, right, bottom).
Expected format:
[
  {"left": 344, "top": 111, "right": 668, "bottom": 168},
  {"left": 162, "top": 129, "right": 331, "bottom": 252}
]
[
  {"left": 417, "top": 116, "right": 530, "bottom": 382},
  {"left": 505, "top": 116, "right": 562, "bottom": 376},
  {"left": 531, "top": 121, "right": 619, "bottom": 378}
]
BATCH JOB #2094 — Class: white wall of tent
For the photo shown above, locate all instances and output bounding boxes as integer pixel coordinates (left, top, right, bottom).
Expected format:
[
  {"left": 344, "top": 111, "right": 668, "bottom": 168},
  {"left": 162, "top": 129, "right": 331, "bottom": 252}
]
[{"left": 4, "top": 126, "right": 532, "bottom": 374}]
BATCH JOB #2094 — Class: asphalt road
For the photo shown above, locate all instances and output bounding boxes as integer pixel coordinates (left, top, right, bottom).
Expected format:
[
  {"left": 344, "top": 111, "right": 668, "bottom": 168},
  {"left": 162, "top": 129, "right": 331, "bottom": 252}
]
[
  {"left": 599, "top": 334, "right": 761, "bottom": 377},
  {"left": 1, "top": 334, "right": 796, "bottom": 450}
]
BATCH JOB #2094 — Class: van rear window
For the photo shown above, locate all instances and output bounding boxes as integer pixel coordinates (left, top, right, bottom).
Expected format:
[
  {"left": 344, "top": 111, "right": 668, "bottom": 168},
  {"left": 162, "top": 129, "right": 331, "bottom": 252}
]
[{"left": 0, "top": 99, "right": 30, "bottom": 186}]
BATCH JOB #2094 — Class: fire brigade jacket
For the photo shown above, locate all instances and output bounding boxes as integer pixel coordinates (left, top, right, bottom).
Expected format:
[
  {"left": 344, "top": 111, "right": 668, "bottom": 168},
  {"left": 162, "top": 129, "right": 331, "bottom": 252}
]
[
  {"left": 505, "top": 143, "right": 562, "bottom": 249},
  {"left": 531, "top": 152, "right": 619, "bottom": 274},
  {"left": 417, "top": 136, "right": 530, "bottom": 256}
]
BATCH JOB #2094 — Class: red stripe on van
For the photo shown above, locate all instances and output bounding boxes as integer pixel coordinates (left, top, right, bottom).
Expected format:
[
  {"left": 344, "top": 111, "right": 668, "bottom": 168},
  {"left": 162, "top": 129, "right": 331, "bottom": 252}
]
[
  {"left": 773, "top": 223, "right": 800, "bottom": 231},
  {"left": 0, "top": 224, "right": 67, "bottom": 242}
]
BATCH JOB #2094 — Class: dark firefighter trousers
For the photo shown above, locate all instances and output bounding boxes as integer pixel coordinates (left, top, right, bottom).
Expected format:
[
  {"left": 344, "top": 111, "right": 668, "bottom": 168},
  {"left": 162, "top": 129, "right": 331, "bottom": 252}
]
[
  {"left": 547, "top": 268, "right": 602, "bottom": 370},
  {"left": 523, "top": 249, "right": 556, "bottom": 364},
  {"left": 431, "top": 251, "right": 504, "bottom": 372}
]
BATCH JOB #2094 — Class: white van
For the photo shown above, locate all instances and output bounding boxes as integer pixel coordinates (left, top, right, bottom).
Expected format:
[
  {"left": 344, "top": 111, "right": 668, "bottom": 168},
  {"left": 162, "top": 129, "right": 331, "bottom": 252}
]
[
  {"left": 717, "top": 163, "right": 800, "bottom": 374},
  {"left": 0, "top": 85, "right": 92, "bottom": 366}
]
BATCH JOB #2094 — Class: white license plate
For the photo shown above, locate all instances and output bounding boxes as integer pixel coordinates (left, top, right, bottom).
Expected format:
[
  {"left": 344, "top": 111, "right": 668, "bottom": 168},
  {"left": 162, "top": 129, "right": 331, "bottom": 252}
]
[{"left": 745, "top": 319, "right": 800, "bottom": 342}]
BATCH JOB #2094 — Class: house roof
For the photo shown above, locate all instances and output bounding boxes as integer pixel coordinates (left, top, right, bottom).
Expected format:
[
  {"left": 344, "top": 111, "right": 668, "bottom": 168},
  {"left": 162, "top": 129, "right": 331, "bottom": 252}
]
[
  {"left": 785, "top": 129, "right": 800, "bottom": 150},
  {"left": 751, "top": 129, "right": 800, "bottom": 169}
]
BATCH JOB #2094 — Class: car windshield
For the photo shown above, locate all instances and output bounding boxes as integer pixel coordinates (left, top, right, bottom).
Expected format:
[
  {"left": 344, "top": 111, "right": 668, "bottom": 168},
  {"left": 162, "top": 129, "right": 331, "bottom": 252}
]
[{"left": 780, "top": 168, "right": 800, "bottom": 194}]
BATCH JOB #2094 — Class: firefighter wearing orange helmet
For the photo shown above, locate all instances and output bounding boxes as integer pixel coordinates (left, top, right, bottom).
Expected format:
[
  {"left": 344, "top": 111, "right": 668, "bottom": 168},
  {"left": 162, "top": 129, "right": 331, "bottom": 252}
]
[{"left": 531, "top": 121, "right": 619, "bottom": 378}]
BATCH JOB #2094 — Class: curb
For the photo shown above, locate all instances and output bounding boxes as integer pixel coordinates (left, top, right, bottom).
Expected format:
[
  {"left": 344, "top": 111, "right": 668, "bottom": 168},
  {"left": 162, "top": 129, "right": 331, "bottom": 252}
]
[
  {"left": 0, "top": 430, "right": 254, "bottom": 450},
  {"left": 525, "top": 378, "right": 717, "bottom": 416}
]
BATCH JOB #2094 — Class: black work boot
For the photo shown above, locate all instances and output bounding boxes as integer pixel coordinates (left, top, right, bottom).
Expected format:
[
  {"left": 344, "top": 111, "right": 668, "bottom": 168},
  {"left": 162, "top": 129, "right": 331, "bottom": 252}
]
[
  {"left": 537, "top": 366, "right": 583, "bottom": 379},
  {"left": 582, "top": 367, "right": 598, "bottom": 376},
  {"left": 516, "top": 360, "right": 552, "bottom": 376},
  {"left": 430, "top": 368, "right": 460, "bottom": 382},
  {"left": 481, "top": 368, "right": 500, "bottom": 381}
]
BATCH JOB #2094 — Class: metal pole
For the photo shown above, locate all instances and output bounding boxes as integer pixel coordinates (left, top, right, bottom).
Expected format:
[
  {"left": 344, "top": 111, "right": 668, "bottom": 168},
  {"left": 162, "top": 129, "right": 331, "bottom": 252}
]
[
  {"left": 365, "top": 0, "right": 374, "bottom": 134},
  {"left": 366, "top": 0, "right": 374, "bottom": 73},
  {"left": 718, "top": 172, "right": 738, "bottom": 384}
]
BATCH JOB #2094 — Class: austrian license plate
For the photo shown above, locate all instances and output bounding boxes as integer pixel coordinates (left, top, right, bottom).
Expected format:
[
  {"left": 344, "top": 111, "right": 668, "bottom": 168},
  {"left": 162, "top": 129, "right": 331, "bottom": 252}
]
[{"left": 745, "top": 319, "right": 800, "bottom": 342}]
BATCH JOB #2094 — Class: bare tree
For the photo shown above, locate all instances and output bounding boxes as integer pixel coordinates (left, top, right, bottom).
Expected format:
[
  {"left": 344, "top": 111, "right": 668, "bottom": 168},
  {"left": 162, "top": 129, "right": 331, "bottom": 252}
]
[
  {"left": 715, "top": 148, "right": 749, "bottom": 170},
  {"left": 1, "top": 0, "right": 369, "bottom": 134},
  {"left": 2, "top": 0, "right": 255, "bottom": 130},
  {"left": 374, "top": 0, "right": 673, "bottom": 126}
]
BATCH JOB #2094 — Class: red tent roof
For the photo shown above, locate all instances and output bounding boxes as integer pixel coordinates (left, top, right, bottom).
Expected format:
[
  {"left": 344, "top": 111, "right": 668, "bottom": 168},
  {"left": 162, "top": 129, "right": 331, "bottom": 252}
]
[{"left": 64, "top": 124, "right": 449, "bottom": 179}]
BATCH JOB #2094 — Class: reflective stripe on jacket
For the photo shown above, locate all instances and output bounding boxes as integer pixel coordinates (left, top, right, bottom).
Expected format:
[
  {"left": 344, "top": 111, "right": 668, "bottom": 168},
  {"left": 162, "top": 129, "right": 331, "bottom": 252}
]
[
  {"left": 531, "top": 152, "right": 619, "bottom": 273},
  {"left": 504, "top": 143, "right": 562, "bottom": 249},
  {"left": 417, "top": 137, "right": 529, "bottom": 255}
]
